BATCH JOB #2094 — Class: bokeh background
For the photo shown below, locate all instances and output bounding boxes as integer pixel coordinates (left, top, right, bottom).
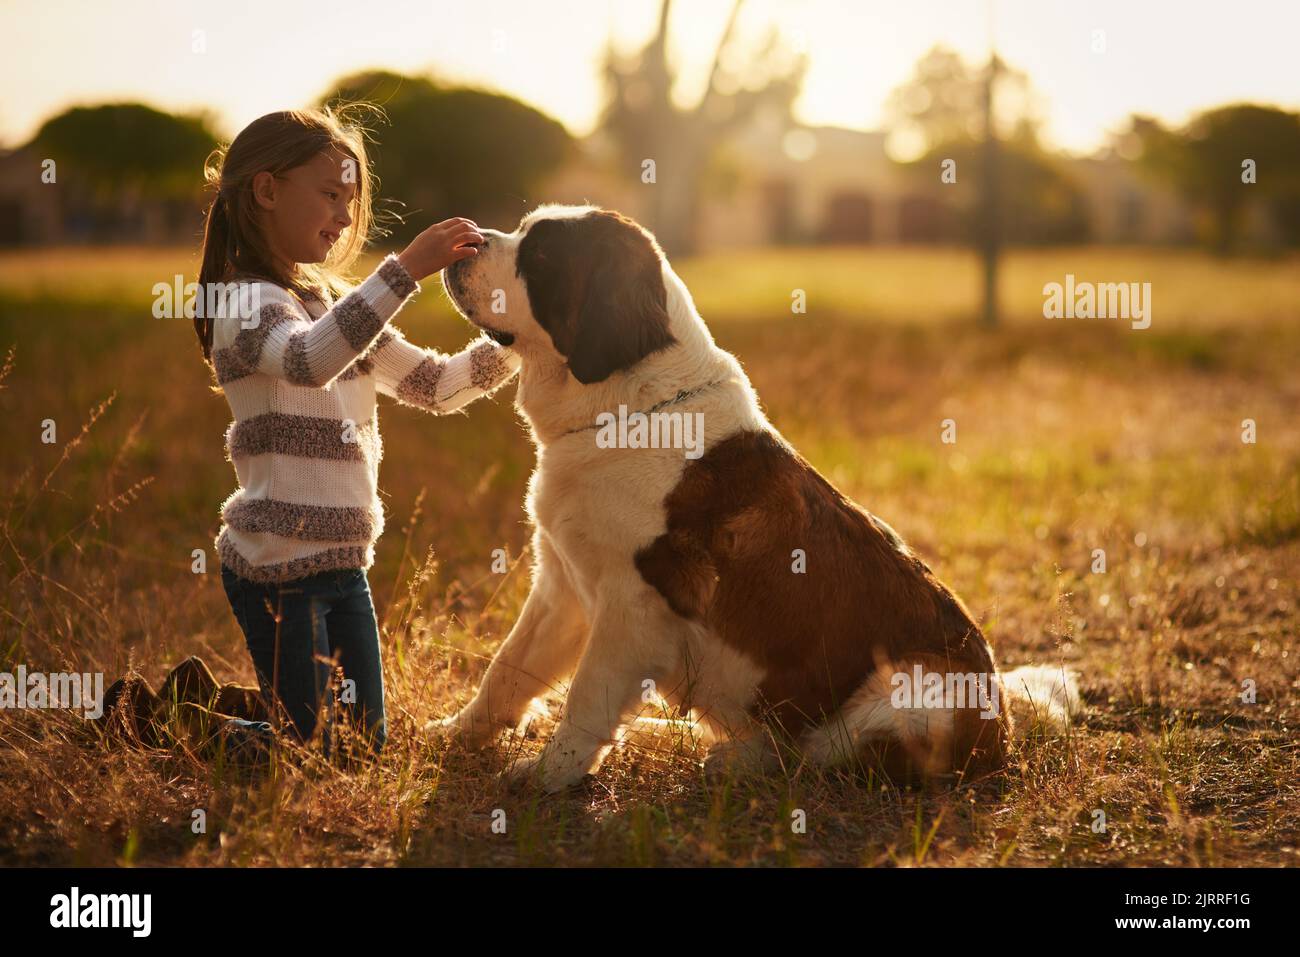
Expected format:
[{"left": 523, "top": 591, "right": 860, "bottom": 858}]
[{"left": 0, "top": 0, "right": 1296, "bottom": 866}]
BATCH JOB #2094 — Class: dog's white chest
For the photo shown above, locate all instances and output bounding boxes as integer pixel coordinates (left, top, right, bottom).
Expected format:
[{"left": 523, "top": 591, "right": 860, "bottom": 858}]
[{"left": 528, "top": 441, "right": 686, "bottom": 596}]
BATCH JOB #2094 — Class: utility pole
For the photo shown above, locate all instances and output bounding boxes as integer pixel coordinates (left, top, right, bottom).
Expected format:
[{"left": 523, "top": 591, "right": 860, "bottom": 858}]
[{"left": 981, "top": 1, "right": 1000, "bottom": 328}]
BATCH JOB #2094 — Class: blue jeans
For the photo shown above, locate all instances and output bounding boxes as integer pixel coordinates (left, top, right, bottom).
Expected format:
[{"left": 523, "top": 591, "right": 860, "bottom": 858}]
[{"left": 220, "top": 564, "right": 386, "bottom": 757}]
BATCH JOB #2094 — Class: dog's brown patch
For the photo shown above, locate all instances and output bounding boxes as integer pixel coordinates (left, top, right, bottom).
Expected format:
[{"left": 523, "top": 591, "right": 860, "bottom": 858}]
[{"left": 634, "top": 429, "right": 1009, "bottom": 779}]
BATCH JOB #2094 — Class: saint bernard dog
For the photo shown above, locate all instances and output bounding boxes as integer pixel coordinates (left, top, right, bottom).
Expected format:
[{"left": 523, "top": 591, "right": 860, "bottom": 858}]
[{"left": 432, "top": 204, "right": 1079, "bottom": 793}]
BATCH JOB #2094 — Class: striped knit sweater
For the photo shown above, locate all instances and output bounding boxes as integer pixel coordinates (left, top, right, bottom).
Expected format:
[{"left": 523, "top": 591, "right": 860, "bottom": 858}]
[{"left": 211, "top": 254, "right": 520, "bottom": 584}]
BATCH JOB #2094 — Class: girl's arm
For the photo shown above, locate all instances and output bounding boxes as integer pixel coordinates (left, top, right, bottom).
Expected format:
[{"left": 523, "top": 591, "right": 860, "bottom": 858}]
[
  {"left": 213, "top": 255, "right": 418, "bottom": 388},
  {"left": 369, "top": 328, "right": 521, "bottom": 414}
]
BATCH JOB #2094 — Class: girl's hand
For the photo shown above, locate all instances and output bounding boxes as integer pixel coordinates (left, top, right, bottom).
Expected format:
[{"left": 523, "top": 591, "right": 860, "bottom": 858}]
[{"left": 396, "top": 218, "right": 484, "bottom": 280}]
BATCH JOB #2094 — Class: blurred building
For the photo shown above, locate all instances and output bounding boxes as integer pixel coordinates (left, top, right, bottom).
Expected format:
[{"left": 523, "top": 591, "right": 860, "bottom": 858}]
[
  {"left": 539, "top": 113, "right": 1282, "bottom": 251},
  {"left": 1070, "top": 152, "right": 1196, "bottom": 244},
  {"left": 540, "top": 110, "right": 914, "bottom": 248},
  {"left": 0, "top": 146, "right": 202, "bottom": 246}
]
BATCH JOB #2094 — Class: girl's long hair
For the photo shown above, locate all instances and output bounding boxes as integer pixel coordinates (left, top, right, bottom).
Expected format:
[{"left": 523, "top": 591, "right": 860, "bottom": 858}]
[{"left": 195, "top": 104, "right": 379, "bottom": 362}]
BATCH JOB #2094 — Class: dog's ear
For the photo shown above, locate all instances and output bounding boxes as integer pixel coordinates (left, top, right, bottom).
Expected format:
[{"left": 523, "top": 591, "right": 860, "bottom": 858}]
[
  {"left": 521, "top": 210, "right": 676, "bottom": 385},
  {"left": 566, "top": 225, "right": 676, "bottom": 384}
]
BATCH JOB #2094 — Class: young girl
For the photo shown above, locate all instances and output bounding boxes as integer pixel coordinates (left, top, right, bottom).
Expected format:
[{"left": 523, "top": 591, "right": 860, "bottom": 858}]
[{"left": 171, "top": 106, "right": 517, "bottom": 760}]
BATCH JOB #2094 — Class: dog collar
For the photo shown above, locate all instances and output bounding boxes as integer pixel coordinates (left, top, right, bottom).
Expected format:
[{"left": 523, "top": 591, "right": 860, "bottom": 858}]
[{"left": 563, "top": 378, "right": 728, "bottom": 436}]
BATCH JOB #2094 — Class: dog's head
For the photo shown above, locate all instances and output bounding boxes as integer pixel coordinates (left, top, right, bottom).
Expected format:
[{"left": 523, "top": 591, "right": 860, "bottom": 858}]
[{"left": 442, "top": 205, "right": 677, "bottom": 384}]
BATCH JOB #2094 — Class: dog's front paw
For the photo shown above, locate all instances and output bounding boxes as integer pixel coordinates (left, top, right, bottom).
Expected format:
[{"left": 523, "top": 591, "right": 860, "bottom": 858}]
[
  {"left": 422, "top": 709, "right": 498, "bottom": 750},
  {"left": 502, "top": 750, "right": 591, "bottom": 793}
]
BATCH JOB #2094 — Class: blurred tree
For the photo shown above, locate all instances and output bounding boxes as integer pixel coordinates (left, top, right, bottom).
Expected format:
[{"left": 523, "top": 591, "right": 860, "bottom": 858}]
[
  {"left": 321, "top": 71, "right": 574, "bottom": 243},
  {"left": 1126, "top": 105, "right": 1300, "bottom": 253},
  {"left": 32, "top": 103, "right": 218, "bottom": 198},
  {"left": 887, "top": 48, "right": 1086, "bottom": 245},
  {"left": 885, "top": 45, "right": 1043, "bottom": 161},
  {"left": 599, "top": 0, "right": 806, "bottom": 256}
]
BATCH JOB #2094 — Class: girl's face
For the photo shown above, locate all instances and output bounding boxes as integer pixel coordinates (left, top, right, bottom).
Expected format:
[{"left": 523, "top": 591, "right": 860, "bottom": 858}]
[{"left": 251, "top": 147, "right": 357, "bottom": 269}]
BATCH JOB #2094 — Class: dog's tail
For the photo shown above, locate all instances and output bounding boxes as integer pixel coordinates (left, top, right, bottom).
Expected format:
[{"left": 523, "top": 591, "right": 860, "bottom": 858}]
[{"left": 1000, "top": 664, "right": 1081, "bottom": 732}]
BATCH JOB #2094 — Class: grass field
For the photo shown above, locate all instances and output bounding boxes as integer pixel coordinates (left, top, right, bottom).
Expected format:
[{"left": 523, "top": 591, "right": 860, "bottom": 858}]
[{"left": 0, "top": 243, "right": 1297, "bottom": 866}]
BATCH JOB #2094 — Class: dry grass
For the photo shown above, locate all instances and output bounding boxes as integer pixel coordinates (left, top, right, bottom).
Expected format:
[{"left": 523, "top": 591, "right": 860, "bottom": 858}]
[{"left": 0, "top": 244, "right": 1296, "bottom": 866}]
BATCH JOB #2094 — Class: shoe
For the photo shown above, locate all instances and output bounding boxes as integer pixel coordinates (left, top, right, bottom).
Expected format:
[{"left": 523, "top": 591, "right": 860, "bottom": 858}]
[{"left": 213, "top": 717, "right": 277, "bottom": 766}]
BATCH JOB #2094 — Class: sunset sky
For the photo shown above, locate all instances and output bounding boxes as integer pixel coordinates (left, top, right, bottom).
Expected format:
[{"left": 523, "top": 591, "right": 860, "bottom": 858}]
[{"left": 3, "top": 0, "right": 1297, "bottom": 157}]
